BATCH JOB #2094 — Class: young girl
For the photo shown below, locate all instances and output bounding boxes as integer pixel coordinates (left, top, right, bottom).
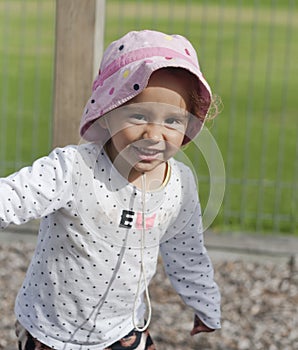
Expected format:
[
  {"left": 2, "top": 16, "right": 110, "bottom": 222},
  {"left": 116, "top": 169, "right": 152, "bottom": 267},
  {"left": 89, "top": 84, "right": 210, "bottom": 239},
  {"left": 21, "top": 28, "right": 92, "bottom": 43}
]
[{"left": 1, "top": 30, "right": 221, "bottom": 350}]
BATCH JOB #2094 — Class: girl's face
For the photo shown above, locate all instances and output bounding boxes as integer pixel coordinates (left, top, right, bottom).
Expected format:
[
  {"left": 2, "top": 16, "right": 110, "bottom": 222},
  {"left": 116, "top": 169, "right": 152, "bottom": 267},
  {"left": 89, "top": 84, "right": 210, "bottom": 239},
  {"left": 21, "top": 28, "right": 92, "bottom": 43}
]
[{"left": 101, "top": 69, "right": 191, "bottom": 181}]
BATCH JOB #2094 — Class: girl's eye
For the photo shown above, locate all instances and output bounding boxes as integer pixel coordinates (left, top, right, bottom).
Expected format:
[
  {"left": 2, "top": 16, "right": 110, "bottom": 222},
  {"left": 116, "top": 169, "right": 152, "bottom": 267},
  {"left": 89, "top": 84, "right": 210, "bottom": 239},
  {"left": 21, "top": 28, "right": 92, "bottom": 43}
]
[
  {"left": 165, "top": 117, "right": 181, "bottom": 125},
  {"left": 165, "top": 117, "right": 185, "bottom": 127},
  {"left": 165, "top": 116, "right": 187, "bottom": 130},
  {"left": 129, "top": 114, "right": 147, "bottom": 123}
]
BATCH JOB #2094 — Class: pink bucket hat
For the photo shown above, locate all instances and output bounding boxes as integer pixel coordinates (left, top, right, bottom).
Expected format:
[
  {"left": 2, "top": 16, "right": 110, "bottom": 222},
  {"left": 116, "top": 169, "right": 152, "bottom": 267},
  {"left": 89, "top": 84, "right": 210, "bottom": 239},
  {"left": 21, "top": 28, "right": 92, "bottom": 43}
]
[{"left": 80, "top": 30, "right": 212, "bottom": 145}]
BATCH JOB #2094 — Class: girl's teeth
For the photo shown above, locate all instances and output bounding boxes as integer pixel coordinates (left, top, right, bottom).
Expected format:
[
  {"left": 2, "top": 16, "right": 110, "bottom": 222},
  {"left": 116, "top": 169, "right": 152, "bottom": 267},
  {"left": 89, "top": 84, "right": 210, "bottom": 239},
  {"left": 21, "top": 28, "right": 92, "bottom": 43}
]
[{"left": 139, "top": 148, "right": 158, "bottom": 155}]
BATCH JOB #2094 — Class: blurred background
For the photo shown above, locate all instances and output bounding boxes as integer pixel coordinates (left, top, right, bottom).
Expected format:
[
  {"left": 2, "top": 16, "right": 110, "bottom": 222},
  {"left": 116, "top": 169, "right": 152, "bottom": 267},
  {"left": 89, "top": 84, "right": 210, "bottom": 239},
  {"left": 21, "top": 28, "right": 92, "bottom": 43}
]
[{"left": 0, "top": 0, "right": 297, "bottom": 235}]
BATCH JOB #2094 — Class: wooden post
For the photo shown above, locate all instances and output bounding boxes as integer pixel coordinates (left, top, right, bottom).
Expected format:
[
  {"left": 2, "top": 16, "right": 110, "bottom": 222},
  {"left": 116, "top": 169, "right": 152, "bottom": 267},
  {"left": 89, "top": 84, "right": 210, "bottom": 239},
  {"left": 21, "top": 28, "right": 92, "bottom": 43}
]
[
  {"left": 53, "top": 0, "right": 105, "bottom": 147},
  {"left": 93, "top": 0, "right": 106, "bottom": 77}
]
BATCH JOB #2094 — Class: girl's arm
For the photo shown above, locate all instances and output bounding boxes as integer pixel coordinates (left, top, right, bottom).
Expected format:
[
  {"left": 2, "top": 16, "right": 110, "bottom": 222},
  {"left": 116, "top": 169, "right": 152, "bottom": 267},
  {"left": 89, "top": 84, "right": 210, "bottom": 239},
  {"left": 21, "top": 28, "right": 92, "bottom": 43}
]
[
  {"left": 0, "top": 146, "right": 76, "bottom": 229},
  {"left": 159, "top": 205, "right": 221, "bottom": 331},
  {"left": 159, "top": 164, "right": 221, "bottom": 332}
]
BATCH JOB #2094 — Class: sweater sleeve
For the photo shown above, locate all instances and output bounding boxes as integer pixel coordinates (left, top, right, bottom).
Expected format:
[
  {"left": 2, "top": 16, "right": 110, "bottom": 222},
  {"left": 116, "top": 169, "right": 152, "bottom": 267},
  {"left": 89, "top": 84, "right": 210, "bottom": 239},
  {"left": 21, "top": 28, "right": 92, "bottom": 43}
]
[
  {"left": 0, "top": 146, "right": 76, "bottom": 229},
  {"left": 159, "top": 165, "right": 221, "bottom": 330}
]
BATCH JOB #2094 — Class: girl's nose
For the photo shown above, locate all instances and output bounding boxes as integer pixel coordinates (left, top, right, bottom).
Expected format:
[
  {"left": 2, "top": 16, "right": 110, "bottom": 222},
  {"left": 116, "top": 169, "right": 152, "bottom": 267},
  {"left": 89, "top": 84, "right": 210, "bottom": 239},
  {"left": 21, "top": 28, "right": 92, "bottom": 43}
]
[{"left": 143, "top": 123, "right": 163, "bottom": 142}]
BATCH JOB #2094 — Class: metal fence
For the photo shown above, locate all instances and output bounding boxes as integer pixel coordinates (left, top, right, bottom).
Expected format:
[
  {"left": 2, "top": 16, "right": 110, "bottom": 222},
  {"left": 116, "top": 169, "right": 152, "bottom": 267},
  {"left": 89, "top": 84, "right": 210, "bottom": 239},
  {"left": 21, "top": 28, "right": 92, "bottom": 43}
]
[{"left": 0, "top": 0, "right": 297, "bottom": 234}]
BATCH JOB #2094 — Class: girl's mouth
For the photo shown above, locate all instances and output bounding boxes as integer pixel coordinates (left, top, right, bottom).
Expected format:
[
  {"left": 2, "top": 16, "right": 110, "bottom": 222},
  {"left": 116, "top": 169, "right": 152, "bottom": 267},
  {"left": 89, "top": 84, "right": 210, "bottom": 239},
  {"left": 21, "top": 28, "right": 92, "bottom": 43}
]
[{"left": 133, "top": 146, "right": 163, "bottom": 161}]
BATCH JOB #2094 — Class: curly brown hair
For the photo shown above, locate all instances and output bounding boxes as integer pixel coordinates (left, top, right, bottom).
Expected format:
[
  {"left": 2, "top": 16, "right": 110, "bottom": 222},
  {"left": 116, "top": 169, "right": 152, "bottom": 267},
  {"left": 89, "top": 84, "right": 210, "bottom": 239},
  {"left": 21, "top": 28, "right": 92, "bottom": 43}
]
[{"left": 156, "top": 67, "right": 222, "bottom": 124}]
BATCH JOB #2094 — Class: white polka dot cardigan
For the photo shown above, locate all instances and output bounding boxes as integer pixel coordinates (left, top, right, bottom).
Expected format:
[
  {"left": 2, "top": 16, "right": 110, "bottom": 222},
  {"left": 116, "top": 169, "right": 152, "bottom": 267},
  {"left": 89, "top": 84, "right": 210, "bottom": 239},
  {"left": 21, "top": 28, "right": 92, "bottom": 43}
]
[{"left": 0, "top": 143, "right": 221, "bottom": 349}]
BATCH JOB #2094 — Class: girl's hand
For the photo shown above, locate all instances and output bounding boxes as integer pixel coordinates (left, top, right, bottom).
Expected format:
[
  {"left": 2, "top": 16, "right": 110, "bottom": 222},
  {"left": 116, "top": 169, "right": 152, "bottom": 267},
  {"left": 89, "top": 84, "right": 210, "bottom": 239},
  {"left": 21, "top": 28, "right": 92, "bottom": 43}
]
[{"left": 190, "top": 315, "right": 215, "bottom": 336}]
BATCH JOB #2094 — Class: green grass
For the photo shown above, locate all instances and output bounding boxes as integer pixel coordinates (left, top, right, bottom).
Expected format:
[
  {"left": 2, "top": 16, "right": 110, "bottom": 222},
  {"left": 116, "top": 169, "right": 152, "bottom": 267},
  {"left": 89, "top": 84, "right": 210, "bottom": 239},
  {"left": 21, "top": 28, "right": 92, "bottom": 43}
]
[
  {"left": 0, "top": 0, "right": 55, "bottom": 174},
  {"left": 0, "top": 0, "right": 297, "bottom": 234}
]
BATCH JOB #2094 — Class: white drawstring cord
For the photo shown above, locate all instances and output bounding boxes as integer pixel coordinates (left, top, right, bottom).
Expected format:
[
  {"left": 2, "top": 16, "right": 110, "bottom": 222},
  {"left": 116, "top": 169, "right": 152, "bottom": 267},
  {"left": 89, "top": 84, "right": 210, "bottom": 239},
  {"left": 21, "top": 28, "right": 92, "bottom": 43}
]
[{"left": 132, "top": 173, "right": 152, "bottom": 332}]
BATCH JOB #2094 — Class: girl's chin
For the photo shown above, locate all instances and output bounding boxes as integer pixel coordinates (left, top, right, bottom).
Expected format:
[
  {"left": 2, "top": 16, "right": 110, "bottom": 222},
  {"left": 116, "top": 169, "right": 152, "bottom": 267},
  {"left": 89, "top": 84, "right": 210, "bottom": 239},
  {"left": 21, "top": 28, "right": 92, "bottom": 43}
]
[{"left": 132, "top": 159, "right": 164, "bottom": 174}]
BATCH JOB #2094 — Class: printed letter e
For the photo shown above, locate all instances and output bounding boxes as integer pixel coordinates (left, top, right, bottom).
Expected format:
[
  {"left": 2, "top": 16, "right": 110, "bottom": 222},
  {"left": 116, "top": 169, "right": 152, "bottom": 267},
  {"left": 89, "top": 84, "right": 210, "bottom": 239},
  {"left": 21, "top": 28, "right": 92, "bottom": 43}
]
[{"left": 119, "top": 210, "right": 135, "bottom": 228}]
